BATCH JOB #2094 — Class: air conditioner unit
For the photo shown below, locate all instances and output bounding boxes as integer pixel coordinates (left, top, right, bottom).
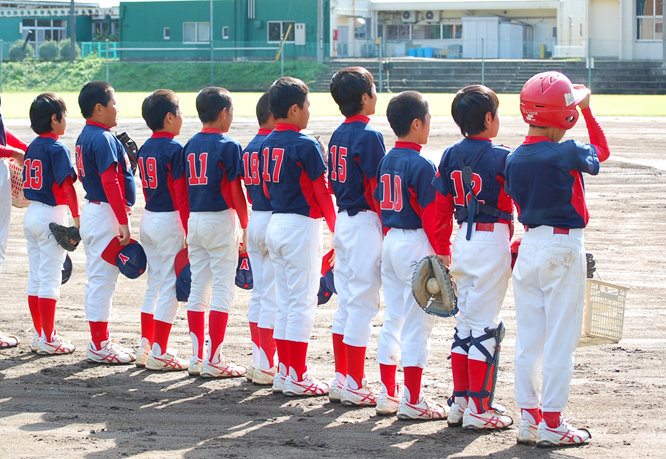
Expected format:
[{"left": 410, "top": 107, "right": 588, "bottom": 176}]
[
  {"left": 424, "top": 11, "right": 440, "bottom": 23},
  {"left": 401, "top": 11, "right": 416, "bottom": 23}
]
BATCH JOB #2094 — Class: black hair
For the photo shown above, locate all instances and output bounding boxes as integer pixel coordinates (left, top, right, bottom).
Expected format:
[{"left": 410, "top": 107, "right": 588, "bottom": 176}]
[
  {"left": 268, "top": 77, "right": 309, "bottom": 120},
  {"left": 451, "top": 85, "right": 499, "bottom": 137},
  {"left": 29, "top": 93, "right": 67, "bottom": 135},
  {"left": 330, "top": 66, "right": 374, "bottom": 118},
  {"left": 78, "top": 81, "right": 114, "bottom": 119},
  {"left": 142, "top": 89, "right": 180, "bottom": 131},
  {"left": 386, "top": 91, "right": 429, "bottom": 138},
  {"left": 196, "top": 87, "right": 233, "bottom": 123},
  {"left": 256, "top": 91, "right": 272, "bottom": 126}
]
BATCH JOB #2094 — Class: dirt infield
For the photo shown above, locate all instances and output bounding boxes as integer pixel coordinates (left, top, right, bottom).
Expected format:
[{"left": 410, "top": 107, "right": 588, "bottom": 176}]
[{"left": 1, "top": 115, "right": 664, "bottom": 458}]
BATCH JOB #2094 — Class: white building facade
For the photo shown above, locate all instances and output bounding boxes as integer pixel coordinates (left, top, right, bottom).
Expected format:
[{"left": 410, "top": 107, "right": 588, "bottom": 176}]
[{"left": 329, "top": 0, "right": 664, "bottom": 60}]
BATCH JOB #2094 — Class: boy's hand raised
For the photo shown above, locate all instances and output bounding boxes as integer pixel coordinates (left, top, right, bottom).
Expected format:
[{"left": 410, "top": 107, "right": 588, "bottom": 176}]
[{"left": 574, "top": 84, "right": 591, "bottom": 109}]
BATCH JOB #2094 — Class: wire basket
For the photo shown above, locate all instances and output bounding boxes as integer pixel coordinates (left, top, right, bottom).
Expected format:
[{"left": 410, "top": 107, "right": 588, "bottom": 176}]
[
  {"left": 580, "top": 279, "right": 628, "bottom": 346},
  {"left": 7, "top": 159, "right": 30, "bottom": 208}
]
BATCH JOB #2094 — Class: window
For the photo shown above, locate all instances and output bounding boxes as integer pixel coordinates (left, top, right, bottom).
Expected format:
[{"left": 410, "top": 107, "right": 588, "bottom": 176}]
[
  {"left": 267, "top": 21, "right": 295, "bottom": 42},
  {"left": 222, "top": 26, "right": 229, "bottom": 40},
  {"left": 637, "top": 0, "right": 663, "bottom": 40},
  {"left": 163, "top": 27, "right": 170, "bottom": 40},
  {"left": 183, "top": 21, "right": 210, "bottom": 43},
  {"left": 442, "top": 24, "right": 462, "bottom": 39},
  {"left": 355, "top": 17, "right": 370, "bottom": 39},
  {"left": 386, "top": 24, "right": 411, "bottom": 40},
  {"left": 412, "top": 24, "right": 440, "bottom": 39},
  {"left": 22, "top": 18, "right": 68, "bottom": 52}
]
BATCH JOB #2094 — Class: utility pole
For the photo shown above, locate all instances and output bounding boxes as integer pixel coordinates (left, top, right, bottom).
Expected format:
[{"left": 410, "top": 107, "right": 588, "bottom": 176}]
[
  {"left": 317, "top": 0, "right": 323, "bottom": 64},
  {"left": 210, "top": 0, "right": 214, "bottom": 86},
  {"left": 70, "top": 0, "right": 77, "bottom": 60}
]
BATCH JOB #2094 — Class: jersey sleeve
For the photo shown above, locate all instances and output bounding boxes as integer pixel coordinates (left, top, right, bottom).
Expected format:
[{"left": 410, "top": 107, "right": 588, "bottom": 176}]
[
  {"left": 95, "top": 131, "right": 122, "bottom": 173},
  {"left": 356, "top": 130, "right": 386, "bottom": 179},
  {"left": 570, "top": 140, "right": 601, "bottom": 176},
  {"left": 413, "top": 158, "right": 437, "bottom": 209},
  {"left": 221, "top": 140, "right": 243, "bottom": 182},
  {"left": 51, "top": 142, "right": 77, "bottom": 186},
  {"left": 301, "top": 138, "right": 326, "bottom": 182}
]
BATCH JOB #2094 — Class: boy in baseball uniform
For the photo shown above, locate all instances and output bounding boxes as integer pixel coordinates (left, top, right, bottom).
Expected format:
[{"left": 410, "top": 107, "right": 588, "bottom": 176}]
[
  {"left": 375, "top": 91, "right": 447, "bottom": 420},
  {"left": 261, "top": 77, "right": 337, "bottom": 396},
  {"left": 22, "top": 94, "right": 79, "bottom": 355},
  {"left": 241, "top": 91, "right": 279, "bottom": 385},
  {"left": 181, "top": 87, "right": 248, "bottom": 378},
  {"left": 136, "top": 89, "right": 190, "bottom": 371},
  {"left": 432, "top": 85, "right": 514, "bottom": 430},
  {"left": 0, "top": 97, "right": 27, "bottom": 349},
  {"left": 505, "top": 72, "right": 610, "bottom": 446},
  {"left": 76, "top": 81, "right": 137, "bottom": 364},
  {"left": 327, "top": 67, "right": 385, "bottom": 405}
]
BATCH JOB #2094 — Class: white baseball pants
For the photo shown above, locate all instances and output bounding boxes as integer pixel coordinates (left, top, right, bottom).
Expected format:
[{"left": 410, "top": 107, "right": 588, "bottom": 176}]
[
  {"left": 332, "top": 210, "right": 382, "bottom": 347},
  {"left": 0, "top": 159, "right": 11, "bottom": 275},
  {"left": 246, "top": 210, "right": 277, "bottom": 329},
  {"left": 377, "top": 228, "right": 436, "bottom": 368},
  {"left": 450, "top": 222, "right": 511, "bottom": 361},
  {"left": 513, "top": 225, "right": 586, "bottom": 412},
  {"left": 186, "top": 210, "right": 238, "bottom": 313},
  {"left": 80, "top": 201, "right": 121, "bottom": 322},
  {"left": 140, "top": 210, "right": 185, "bottom": 323},
  {"left": 266, "top": 213, "right": 321, "bottom": 343}
]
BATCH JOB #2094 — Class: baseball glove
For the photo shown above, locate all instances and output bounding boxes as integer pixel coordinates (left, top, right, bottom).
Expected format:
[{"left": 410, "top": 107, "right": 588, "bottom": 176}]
[
  {"left": 116, "top": 131, "right": 138, "bottom": 175},
  {"left": 586, "top": 252, "right": 596, "bottom": 279},
  {"left": 49, "top": 222, "right": 81, "bottom": 252},
  {"left": 412, "top": 255, "right": 458, "bottom": 318}
]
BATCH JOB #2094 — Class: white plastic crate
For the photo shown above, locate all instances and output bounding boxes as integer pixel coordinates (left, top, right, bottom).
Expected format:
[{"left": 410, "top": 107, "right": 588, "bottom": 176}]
[{"left": 580, "top": 279, "right": 628, "bottom": 346}]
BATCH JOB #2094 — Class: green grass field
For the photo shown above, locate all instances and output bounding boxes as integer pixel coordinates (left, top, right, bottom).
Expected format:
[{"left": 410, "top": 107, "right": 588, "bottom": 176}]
[{"left": 2, "top": 92, "right": 665, "bottom": 119}]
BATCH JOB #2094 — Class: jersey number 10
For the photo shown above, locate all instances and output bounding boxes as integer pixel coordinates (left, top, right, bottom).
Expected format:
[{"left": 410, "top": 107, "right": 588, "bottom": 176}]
[{"left": 379, "top": 173, "right": 403, "bottom": 211}]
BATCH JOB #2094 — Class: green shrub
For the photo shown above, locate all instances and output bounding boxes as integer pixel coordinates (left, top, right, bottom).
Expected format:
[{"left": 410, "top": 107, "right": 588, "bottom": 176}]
[
  {"left": 38, "top": 41, "right": 59, "bottom": 61},
  {"left": 58, "top": 39, "right": 81, "bottom": 60},
  {"left": 8, "top": 39, "right": 34, "bottom": 61}
]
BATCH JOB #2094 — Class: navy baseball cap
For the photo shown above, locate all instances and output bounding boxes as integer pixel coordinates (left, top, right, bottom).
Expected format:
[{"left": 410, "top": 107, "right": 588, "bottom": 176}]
[
  {"left": 174, "top": 248, "right": 191, "bottom": 302},
  {"left": 235, "top": 251, "right": 253, "bottom": 290},
  {"left": 101, "top": 237, "right": 147, "bottom": 279},
  {"left": 317, "top": 249, "right": 336, "bottom": 305},
  {"left": 61, "top": 254, "right": 72, "bottom": 285}
]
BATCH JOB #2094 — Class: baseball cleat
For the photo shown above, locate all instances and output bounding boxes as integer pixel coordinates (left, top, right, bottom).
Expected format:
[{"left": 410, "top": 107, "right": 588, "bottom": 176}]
[
  {"left": 283, "top": 373, "right": 329, "bottom": 397},
  {"left": 146, "top": 350, "right": 189, "bottom": 371},
  {"left": 87, "top": 339, "right": 137, "bottom": 364},
  {"left": 376, "top": 386, "right": 401, "bottom": 415},
  {"left": 135, "top": 338, "right": 151, "bottom": 368},
  {"left": 188, "top": 356, "right": 203, "bottom": 376},
  {"left": 341, "top": 379, "right": 378, "bottom": 407},
  {"left": 517, "top": 418, "right": 538, "bottom": 445},
  {"left": 536, "top": 419, "right": 591, "bottom": 447},
  {"left": 37, "top": 332, "right": 76, "bottom": 355},
  {"left": 397, "top": 396, "right": 449, "bottom": 421},
  {"left": 328, "top": 379, "right": 344, "bottom": 403},
  {"left": 246, "top": 362, "right": 257, "bottom": 382},
  {"left": 252, "top": 366, "right": 277, "bottom": 385},
  {"left": 272, "top": 372, "right": 286, "bottom": 393},
  {"left": 0, "top": 333, "right": 20, "bottom": 349},
  {"left": 200, "top": 357, "right": 247, "bottom": 378},
  {"left": 462, "top": 407, "right": 514, "bottom": 430},
  {"left": 447, "top": 402, "right": 466, "bottom": 427},
  {"left": 30, "top": 331, "right": 40, "bottom": 353}
]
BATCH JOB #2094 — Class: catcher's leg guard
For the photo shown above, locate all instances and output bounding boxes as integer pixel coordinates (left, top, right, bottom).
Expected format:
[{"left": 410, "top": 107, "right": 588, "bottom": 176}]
[
  {"left": 448, "top": 327, "right": 472, "bottom": 404},
  {"left": 467, "top": 321, "right": 506, "bottom": 413}
]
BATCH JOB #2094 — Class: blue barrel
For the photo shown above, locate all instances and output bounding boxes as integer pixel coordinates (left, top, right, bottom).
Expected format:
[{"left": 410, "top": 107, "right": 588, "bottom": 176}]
[
  {"left": 416, "top": 48, "right": 425, "bottom": 57},
  {"left": 408, "top": 48, "right": 416, "bottom": 57},
  {"left": 424, "top": 47, "right": 433, "bottom": 58}
]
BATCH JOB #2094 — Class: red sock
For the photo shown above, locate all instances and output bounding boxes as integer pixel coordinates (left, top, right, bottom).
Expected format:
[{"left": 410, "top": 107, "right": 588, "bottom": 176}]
[
  {"left": 28, "top": 295, "right": 41, "bottom": 336},
  {"left": 141, "top": 312, "right": 154, "bottom": 343},
  {"left": 89, "top": 321, "right": 109, "bottom": 349},
  {"left": 346, "top": 344, "right": 366, "bottom": 389},
  {"left": 209, "top": 311, "right": 229, "bottom": 363},
  {"left": 258, "top": 327, "right": 276, "bottom": 368},
  {"left": 187, "top": 310, "right": 206, "bottom": 359},
  {"left": 152, "top": 320, "right": 173, "bottom": 355},
  {"left": 403, "top": 366, "right": 423, "bottom": 404},
  {"left": 523, "top": 408, "right": 543, "bottom": 425},
  {"left": 275, "top": 339, "right": 290, "bottom": 375},
  {"left": 332, "top": 333, "right": 346, "bottom": 377},
  {"left": 451, "top": 352, "right": 469, "bottom": 404},
  {"left": 379, "top": 364, "right": 397, "bottom": 397},
  {"left": 287, "top": 340, "right": 309, "bottom": 381},
  {"left": 38, "top": 298, "right": 57, "bottom": 341},
  {"left": 468, "top": 359, "right": 493, "bottom": 412},
  {"left": 249, "top": 321, "right": 260, "bottom": 352},
  {"left": 543, "top": 411, "right": 562, "bottom": 428}
]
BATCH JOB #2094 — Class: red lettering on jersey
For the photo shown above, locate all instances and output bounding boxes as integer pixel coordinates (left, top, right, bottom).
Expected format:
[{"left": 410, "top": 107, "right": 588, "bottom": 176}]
[
  {"left": 379, "top": 173, "right": 403, "bottom": 211},
  {"left": 271, "top": 148, "right": 284, "bottom": 183},
  {"left": 250, "top": 152, "right": 260, "bottom": 185},
  {"left": 262, "top": 147, "right": 271, "bottom": 182},
  {"left": 187, "top": 152, "right": 209, "bottom": 186},
  {"left": 450, "top": 170, "right": 484, "bottom": 206},
  {"left": 118, "top": 253, "right": 129, "bottom": 265},
  {"left": 337, "top": 146, "right": 347, "bottom": 182},
  {"left": 242, "top": 152, "right": 251, "bottom": 184},
  {"left": 23, "top": 159, "right": 30, "bottom": 189},
  {"left": 75, "top": 145, "right": 85, "bottom": 178},
  {"left": 330, "top": 145, "right": 337, "bottom": 181},
  {"left": 23, "top": 159, "right": 44, "bottom": 190},
  {"left": 239, "top": 258, "right": 250, "bottom": 270},
  {"left": 139, "top": 157, "right": 159, "bottom": 189},
  {"left": 138, "top": 158, "right": 148, "bottom": 188}
]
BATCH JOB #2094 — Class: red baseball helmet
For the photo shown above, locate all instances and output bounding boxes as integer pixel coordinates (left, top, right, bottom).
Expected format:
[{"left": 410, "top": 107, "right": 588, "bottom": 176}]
[{"left": 520, "top": 71, "right": 587, "bottom": 130}]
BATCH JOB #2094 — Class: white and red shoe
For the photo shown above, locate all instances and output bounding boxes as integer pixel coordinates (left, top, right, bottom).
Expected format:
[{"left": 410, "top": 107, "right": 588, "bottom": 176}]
[
  {"left": 537, "top": 419, "right": 591, "bottom": 447},
  {"left": 200, "top": 357, "right": 247, "bottom": 378},
  {"left": 341, "top": 379, "right": 378, "bottom": 407},
  {"left": 0, "top": 333, "right": 19, "bottom": 349},
  {"left": 283, "top": 372, "right": 329, "bottom": 397},
  {"left": 37, "top": 332, "right": 76, "bottom": 355},
  {"left": 146, "top": 350, "right": 189, "bottom": 371},
  {"left": 397, "top": 396, "right": 449, "bottom": 421},
  {"left": 252, "top": 366, "right": 277, "bottom": 385},
  {"left": 87, "top": 339, "right": 136, "bottom": 364},
  {"left": 462, "top": 407, "right": 514, "bottom": 430}
]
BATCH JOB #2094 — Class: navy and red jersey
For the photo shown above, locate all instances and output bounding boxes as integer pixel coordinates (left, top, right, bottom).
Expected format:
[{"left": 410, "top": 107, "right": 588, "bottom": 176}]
[
  {"left": 181, "top": 128, "right": 243, "bottom": 213},
  {"left": 328, "top": 115, "right": 385, "bottom": 215},
  {"left": 75, "top": 121, "right": 136, "bottom": 206},
  {"left": 137, "top": 133, "right": 184, "bottom": 212},
  {"left": 504, "top": 138, "right": 599, "bottom": 229},
  {"left": 259, "top": 125, "right": 327, "bottom": 218},
  {"left": 23, "top": 134, "right": 77, "bottom": 206},
  {"left": 432, "top": 138, "right": 513, "bottom": 224},
  {"left": 241, "top": 129, "right": 272, "bottom": 212},
  {"left": 375, "top": 142, "right": 437, "bottom": 230}
]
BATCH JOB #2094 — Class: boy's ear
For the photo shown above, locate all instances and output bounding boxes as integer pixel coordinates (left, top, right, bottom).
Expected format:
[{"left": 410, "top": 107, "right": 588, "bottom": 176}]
[
  {"left": 485, "top": 111, "right": 494, "bottom": 127},
  {"left": 51, "top": 113, "right": 59, "bottom": 125},
  {"left": 164, "top": 112, "right": 174, "bottom": 125},
  {"left": 411, "top": 117, "right": 422, "bottom": 132}
]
